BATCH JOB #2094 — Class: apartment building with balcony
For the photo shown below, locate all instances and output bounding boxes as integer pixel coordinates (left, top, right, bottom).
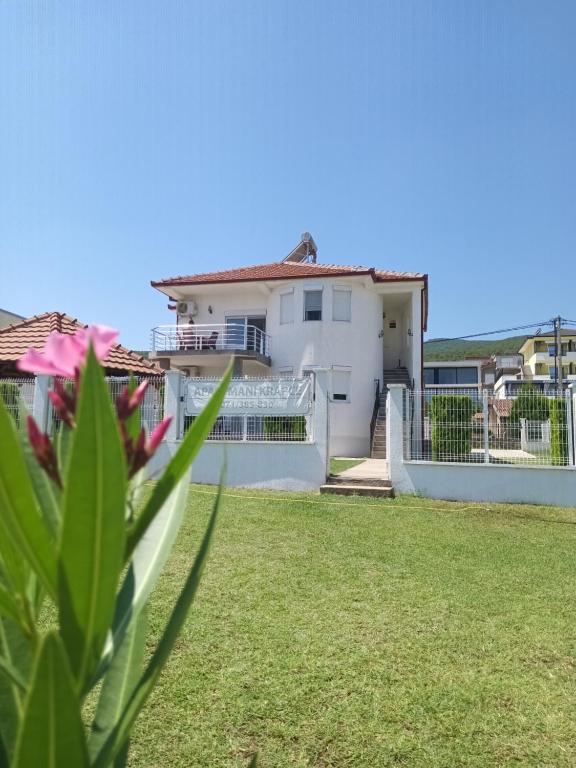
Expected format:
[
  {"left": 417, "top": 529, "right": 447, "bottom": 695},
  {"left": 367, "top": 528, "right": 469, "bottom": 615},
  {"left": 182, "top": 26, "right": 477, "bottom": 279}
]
[{"left": 150, "top": 234, "right": 428, "bottom": 456}]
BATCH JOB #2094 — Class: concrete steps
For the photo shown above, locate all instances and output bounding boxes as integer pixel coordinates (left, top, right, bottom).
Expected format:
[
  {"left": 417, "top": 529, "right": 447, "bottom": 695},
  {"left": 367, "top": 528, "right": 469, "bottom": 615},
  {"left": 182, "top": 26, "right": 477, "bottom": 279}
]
[{"left": 320, "top": 472, "right": 394, "bottom": 498}]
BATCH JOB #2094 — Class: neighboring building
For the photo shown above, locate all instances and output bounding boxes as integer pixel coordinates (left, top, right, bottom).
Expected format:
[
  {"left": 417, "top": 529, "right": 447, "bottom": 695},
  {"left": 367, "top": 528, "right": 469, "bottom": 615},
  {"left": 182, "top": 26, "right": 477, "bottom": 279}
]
[
  {"left": 519, "top": 331, "right": 576, "bottom": 388},
  {"left": 492, "top": 332, "right": 576, "bottom": 397},
  {"left": 423, "top": 359, "right": 487, "bottom": 400},
  {"left": 0, "top": 308, "right": 26, "bottom": 330},
  {"left": 150, "top": 233, "right": 428, "bottom": 457},
  {"left": 0, "top": 312, "right": 163, "bottom": 377}
]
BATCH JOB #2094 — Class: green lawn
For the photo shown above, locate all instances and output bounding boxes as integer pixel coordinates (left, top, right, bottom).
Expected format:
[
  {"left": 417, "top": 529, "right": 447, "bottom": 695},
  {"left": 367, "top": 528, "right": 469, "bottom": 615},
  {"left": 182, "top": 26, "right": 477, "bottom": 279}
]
[
  {"left": 130, "top": 487, "right": 576, "bottom": 767},
  {"left": 329, "top": 457, "right": 364, "bottom": 474}
]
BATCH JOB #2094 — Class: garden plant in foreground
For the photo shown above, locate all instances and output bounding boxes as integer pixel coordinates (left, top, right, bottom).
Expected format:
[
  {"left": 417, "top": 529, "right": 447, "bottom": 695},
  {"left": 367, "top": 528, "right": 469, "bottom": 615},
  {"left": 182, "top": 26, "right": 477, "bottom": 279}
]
[{"left": 0, "top": 325, "right": 237, "bottom": 766}]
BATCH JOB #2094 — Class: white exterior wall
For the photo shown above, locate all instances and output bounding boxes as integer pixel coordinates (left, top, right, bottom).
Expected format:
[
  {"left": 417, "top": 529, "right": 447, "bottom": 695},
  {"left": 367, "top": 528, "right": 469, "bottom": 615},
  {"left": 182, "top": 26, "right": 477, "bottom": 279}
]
[
  {"left": 266, "top": 277, "right": 383, "bottom": 457},
  {"left": 161, "top": 277, "right": 425, "bottom": 457}
]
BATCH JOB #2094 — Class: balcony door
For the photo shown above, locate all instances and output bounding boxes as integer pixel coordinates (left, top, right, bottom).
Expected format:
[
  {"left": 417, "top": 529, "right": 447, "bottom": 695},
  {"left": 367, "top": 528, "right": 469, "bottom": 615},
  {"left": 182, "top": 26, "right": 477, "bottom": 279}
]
[{"left": 225, "top": 316, "right": 266, "bottom": 353}]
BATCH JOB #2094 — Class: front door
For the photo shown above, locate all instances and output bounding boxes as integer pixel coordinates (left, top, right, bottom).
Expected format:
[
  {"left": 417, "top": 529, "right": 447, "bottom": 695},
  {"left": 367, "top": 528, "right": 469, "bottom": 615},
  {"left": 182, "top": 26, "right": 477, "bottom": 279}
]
[{"left": 383, "top": 316, "right": 402, "bottom": 369}]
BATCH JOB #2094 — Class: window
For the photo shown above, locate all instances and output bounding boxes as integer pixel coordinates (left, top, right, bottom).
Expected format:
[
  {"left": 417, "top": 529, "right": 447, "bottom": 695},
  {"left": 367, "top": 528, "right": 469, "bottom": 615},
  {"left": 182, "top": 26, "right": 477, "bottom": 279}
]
[
  {"left": 332, "top": 287, "right": 351, "bottom": 322},
  {"left": 304, "top": 290, "right": 322, "bottom": 321},
  {"left": 424, "top": 368, "right": 435, "bottom": 385},
  {"left": 437, "top": 368, "right": 458, "bottom": 385},
  {"left": 548, "top": 345, "right": 556, "bottom": 357},
  {"left": 331, "top": 370, "right": 351, "bottom": 402},
  {"left": 280, "top": 291, "right": 294, "bottom": 325}
]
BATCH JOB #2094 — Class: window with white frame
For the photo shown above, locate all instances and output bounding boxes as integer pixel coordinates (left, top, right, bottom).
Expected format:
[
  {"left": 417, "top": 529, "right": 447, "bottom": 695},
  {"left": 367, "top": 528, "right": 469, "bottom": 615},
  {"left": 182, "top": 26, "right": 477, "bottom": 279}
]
[
  {"left": 304, "top": 289, "right": 322, "bottom": 321},
  {"left": 279, "top": 290, "right": 294, "bottom": 325},
  {"left": 331, "top": 369, "right": 351, "bottom": 402},
  {"left": 332, "top": 286, "right": 351, "bottom": 322}
]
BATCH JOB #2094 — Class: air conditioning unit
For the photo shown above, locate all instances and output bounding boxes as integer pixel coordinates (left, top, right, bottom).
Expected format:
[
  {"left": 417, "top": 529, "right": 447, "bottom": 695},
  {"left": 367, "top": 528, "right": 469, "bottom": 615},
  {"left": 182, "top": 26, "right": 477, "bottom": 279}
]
[{"left": 176, "top": 300, "right": 198, "bottom": 317}]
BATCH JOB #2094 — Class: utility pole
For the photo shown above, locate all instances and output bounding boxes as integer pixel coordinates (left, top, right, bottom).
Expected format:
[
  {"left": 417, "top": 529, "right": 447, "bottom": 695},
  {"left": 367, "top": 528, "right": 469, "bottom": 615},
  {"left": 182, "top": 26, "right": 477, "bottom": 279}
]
[{"left": 554, "top": 316, "right": 563, "bottom": 394}]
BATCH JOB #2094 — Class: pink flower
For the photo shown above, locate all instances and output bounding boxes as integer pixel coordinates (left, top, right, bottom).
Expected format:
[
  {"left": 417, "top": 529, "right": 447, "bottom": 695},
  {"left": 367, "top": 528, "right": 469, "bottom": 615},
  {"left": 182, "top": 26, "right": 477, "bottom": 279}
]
[
  {"left": 27, "top": 416, "right": 62, "bottom": 488},
  {"left": 128, "top": 417, "right": 172, "bottom": 478},
  {"left": 17, "top": 325, "right": 118, "bottom": 377}
]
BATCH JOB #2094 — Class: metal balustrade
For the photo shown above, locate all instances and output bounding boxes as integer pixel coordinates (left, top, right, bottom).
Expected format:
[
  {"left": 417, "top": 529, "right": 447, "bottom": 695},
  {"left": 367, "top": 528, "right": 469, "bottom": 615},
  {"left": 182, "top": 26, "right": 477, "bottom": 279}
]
[{"left": 150, "top": 324, "right": 271, "bottom": 357}]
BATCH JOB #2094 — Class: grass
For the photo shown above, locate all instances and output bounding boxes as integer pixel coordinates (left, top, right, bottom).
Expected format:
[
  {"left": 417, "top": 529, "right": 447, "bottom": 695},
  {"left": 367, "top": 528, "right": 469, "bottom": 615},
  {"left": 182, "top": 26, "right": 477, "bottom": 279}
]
[
  {"left": 329, "top": 457, "right": 364, "bottom": 475},
  {"left": 130, "top": 487, "right": 576, "bottom": 767}
]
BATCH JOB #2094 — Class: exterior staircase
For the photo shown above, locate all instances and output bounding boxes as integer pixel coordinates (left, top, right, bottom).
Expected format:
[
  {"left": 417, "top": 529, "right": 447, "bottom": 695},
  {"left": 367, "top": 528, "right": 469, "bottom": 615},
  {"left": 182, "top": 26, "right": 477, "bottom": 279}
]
[
  {"left": 371, "top": 400, "right": 387, "bottom": 459},
  {"left": 383, "top": 366, "right": 411, "bottom": 386},
  {"left": 370, "top": 368, "right": 411, "bottom": 459}
]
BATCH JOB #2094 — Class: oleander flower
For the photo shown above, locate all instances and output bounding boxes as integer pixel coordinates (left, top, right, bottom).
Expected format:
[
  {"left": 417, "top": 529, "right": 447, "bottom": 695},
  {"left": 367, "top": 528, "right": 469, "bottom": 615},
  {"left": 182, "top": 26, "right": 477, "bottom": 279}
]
[{"left": 17, "top": 325, "right": 118, "bottom": 377}]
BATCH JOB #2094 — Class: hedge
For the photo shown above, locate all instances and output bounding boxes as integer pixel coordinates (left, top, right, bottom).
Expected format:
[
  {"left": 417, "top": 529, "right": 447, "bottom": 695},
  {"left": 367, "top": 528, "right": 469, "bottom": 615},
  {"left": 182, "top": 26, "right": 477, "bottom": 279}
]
[
  {"left": 549, "top": 398, "right": 569, "bottom": 466},
  {"left": 263, "top": 415, "right": 307, "bottom": 441},
  {"left": 510, "top": 385, "right": 550, "bottom": 423},
  {"left": 430, "top": 394, "right": 474, "bottom": 461}
]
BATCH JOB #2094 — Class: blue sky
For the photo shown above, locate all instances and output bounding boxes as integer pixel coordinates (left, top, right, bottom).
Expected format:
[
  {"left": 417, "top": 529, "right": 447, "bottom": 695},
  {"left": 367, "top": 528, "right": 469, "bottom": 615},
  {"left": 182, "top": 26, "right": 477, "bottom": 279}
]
[{"left": 1, "top": 1, "right": 575, "bottom": 348}]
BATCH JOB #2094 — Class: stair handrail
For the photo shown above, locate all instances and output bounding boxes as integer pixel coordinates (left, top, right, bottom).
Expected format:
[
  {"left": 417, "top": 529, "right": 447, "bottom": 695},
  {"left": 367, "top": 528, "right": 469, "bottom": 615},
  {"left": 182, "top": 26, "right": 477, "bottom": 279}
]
[{"left": 370, "top": 378, "right": 381, "bottom": 447}]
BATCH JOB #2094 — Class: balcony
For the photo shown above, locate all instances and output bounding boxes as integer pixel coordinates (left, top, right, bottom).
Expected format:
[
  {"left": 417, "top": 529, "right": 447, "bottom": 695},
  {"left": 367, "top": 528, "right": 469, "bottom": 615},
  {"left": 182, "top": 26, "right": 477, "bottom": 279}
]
[{"left": 150, "top": 324, "right": 272, "bottom": 366}]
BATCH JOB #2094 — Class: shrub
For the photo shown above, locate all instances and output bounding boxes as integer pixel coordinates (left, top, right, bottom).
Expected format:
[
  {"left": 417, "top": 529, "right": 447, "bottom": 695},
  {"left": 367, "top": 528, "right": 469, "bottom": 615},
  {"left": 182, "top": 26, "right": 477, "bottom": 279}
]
[
  {"left": 430, "top": 394, "right": 474, "bottom": 461},
  {"left": 510, "top": 385, "right": 549, "bottom": 423},
  {"left": 263, "top": 415, "right": 307, "bottom": 441},
  {"left": 549, "top": 398, "right": 569, "bottom": 466}
]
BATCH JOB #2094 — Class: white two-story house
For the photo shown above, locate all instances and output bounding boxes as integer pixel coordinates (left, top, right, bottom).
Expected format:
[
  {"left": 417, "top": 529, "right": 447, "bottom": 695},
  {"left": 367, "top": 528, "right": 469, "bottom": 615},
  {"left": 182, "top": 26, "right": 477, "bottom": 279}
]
[{"left": 150, "top": 234, "right": 428, "bottom": 457}]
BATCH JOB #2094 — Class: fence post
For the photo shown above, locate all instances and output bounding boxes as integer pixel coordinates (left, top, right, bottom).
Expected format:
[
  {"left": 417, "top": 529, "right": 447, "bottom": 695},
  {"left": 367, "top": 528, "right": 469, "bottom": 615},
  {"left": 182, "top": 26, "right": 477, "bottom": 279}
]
[
  {"left": 163, "top": 370, "right": 182, "bottom": 441},
  {"left": 32, "top": 375, "right": 51, "bottom": 433},
  {"left": 386, "top": 384, "right": 412, "bottom": 491},
  {"left": 569, "top": 384, "right": 576, "bottom": 466},
  {"left": 482, "top": 390, "right": 490, "bottom": 464},
  {"left": 312, "top": 370, "right": 330, "bottom": 477}
]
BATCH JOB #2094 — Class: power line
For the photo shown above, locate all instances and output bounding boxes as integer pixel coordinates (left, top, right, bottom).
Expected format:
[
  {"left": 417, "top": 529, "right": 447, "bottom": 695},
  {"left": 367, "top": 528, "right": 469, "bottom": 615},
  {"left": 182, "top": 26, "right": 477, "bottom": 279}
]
[{"left": 426, "top": 319, "right": 554, "bottom": 343}]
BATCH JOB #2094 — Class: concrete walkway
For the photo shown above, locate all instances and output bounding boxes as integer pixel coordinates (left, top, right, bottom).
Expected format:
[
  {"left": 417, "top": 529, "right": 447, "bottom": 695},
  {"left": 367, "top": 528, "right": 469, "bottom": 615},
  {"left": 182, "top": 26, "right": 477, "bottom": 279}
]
[{"left": 337, "top": 458, "right": 390, "bottom": 480}]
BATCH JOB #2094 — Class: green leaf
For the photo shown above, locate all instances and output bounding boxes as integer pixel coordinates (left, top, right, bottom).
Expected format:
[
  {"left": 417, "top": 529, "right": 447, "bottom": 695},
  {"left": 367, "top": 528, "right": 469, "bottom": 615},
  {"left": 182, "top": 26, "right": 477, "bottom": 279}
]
[
  {"left": 94, "top": 477, "right": 224, "bottom": 767},
  {"left": 124, "top": 376, "right": 142, "bottom": 445},
  {"left": 0, "top": 655, "right": 26, "bottom": 691},
  {"left": 59, "top": 348, "right": 127, "bottom": 693},
  {"left": 21, "top": 432, "right": 60, "bottom": 541},
  {"left": 96, "top": 476, "right": 189, "bottom": 683},
  {"left": 88, "top": 608, "right": 147, "bottom": 764},
  {"left": 0, "top": 400, "right": 57, "bottom": 599},
  {"left": 0, "top": 586, "right": 25, "bottom": 631},
  {"left": 0, "top": 619, "right": 33, "bottom": 764},
  {"left": 125, "top": 363, "right": 232, "bottom": 558},
  {"left": 13, "top": 632, "right": 89, "bottom": 767}
]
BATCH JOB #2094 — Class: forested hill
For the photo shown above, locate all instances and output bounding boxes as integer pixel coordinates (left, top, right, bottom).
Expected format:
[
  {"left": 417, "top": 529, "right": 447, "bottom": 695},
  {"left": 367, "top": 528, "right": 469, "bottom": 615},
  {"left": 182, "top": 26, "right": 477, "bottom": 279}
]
[{"left": 424, "top": 335, "right": 528, "bottom": 362}]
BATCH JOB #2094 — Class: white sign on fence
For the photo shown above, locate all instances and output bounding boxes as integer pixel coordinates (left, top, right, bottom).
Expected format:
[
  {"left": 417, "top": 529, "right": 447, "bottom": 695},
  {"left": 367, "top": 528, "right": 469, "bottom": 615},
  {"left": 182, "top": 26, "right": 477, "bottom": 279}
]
[{"left": 185, "top": 377, "right": 313, "bottom": 416}]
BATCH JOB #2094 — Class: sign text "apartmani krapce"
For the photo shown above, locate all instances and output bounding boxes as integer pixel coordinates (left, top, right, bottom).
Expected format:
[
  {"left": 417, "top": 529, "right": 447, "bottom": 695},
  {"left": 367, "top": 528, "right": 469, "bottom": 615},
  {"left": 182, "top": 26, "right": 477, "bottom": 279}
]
[{"left": 185, "top": 377, "right": 312, "bottom": 415}]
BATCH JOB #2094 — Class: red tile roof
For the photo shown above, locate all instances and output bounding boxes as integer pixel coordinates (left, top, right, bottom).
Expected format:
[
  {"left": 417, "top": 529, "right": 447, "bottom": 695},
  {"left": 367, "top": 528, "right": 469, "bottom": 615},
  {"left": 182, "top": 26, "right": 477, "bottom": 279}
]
[
  {"left": 0, "top": 312, "right": 162, "bottom": 375},
  {"left": 151, "top": 261, "right": 426, "bottom": 288}
]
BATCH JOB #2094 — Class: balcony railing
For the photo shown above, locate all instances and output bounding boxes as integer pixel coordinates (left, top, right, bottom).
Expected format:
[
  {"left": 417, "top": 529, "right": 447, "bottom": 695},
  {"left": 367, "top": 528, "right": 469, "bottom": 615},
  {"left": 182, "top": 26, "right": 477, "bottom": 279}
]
[{"left": 151, "top": 324, "right": 271, "bottom": 357}]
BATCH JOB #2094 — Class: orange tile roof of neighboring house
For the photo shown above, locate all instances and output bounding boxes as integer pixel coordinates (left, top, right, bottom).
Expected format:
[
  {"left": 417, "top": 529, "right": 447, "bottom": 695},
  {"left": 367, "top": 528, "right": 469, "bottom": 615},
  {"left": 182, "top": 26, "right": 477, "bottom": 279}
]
[
  {"left": 151, "top": 261, "right": 426, "bottom": 288},
  {"left": 0, "top": 312, "right": 162, "bottom": 375}
]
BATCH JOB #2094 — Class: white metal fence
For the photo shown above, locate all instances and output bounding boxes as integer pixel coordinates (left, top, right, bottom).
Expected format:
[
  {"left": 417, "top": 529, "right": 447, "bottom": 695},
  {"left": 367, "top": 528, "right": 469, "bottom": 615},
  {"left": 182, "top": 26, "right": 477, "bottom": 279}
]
[
  {"left": 0, "top": 377, "right": 35, "bottom": 426},
  {"left": 0, "top": 375, "right": 164, "bottom": 435},
  {"left": 181, "top": 375, "right": 314, "bottom": 442},
  {"left": 49, "top": 375, "right": 165, "bottom": 435},
  {"left": 404, "top": 389, "right": 575, "bottom": 467}
]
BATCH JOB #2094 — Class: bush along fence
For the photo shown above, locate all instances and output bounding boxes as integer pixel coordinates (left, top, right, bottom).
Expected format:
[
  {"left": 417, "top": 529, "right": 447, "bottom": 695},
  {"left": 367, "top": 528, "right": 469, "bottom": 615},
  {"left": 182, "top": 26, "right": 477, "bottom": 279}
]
[{"left": 404, "top": 385, "right": 576, "bottom": 467}]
